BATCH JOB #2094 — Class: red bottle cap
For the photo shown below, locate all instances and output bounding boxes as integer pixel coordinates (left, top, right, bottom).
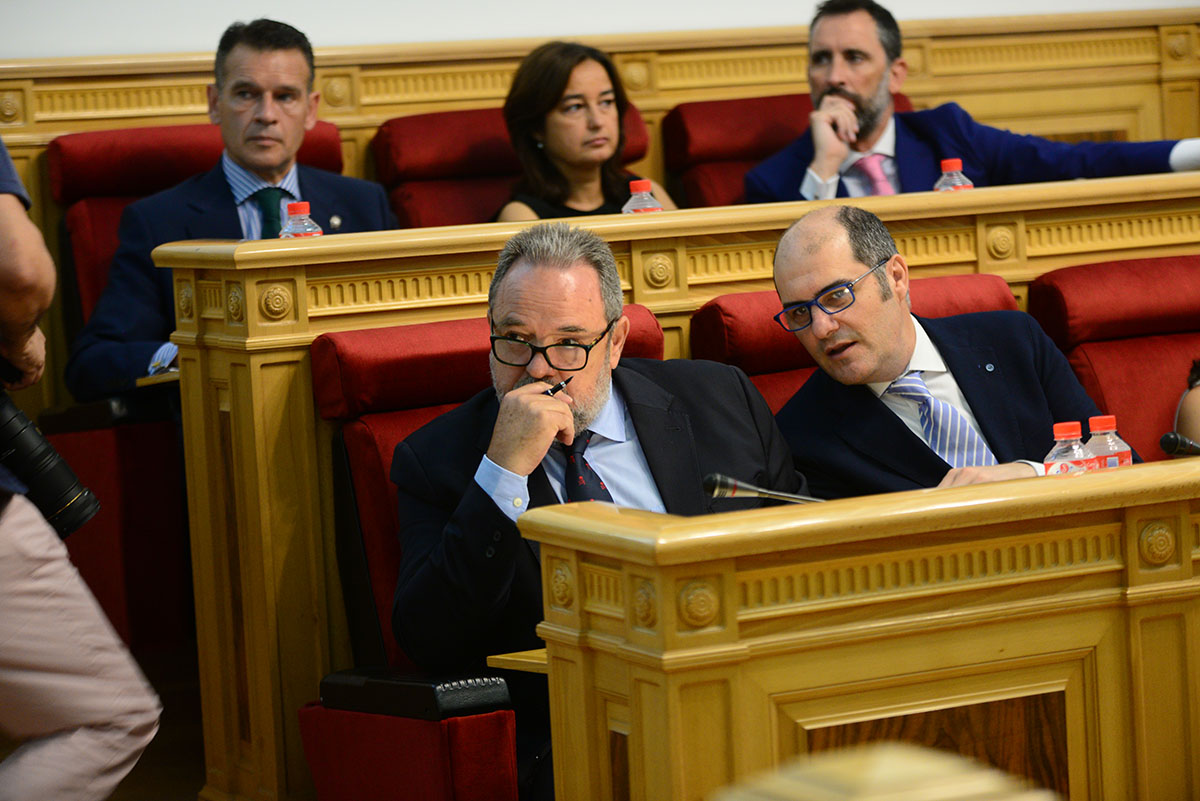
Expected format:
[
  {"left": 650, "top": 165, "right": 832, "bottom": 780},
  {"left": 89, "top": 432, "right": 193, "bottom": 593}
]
[
  {"left": 1053, "top": 421, "right": 1082, "bottom": 440},
  {"left": 287, "top": 201, "right": 310, "bottom": 215},
  {"left": 940, "top": 158, "right": 963, "bottom": 172},
  {"left": 629, "top": 179, "right": 652, "bottom": 193},
  {"left": 1088, "top": 414, "right": 1116, "bottom": 432}
]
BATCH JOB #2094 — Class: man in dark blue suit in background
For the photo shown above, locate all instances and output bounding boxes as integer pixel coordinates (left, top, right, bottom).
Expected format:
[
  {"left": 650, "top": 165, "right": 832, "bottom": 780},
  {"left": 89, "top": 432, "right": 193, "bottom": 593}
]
[
  {"left": 773, "top": 205, "right": 1105, "bottom": 500},
  {"left": 65, "top": 19, "right": 396, "bottom": 401},
  {"left": 744, "top": 0, "right": 1200, "bottom": 203}
]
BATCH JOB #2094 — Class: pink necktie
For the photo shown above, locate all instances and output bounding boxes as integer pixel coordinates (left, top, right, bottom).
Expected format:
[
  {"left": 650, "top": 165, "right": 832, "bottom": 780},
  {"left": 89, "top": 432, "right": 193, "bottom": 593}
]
[{"left": 855, "top": 153, "right": 895, "bottom": 196}]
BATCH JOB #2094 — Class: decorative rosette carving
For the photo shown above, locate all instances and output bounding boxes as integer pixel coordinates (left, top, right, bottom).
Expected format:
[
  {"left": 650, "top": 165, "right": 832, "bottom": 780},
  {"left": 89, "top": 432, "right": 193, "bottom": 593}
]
[
  {"left": 177, "top": 284, "right": 194, "bottom": 321},
  {"left": 622, "top": 61, "right": 650, "bottom": 91},
  {"left": 644, "top": 254, "right": 673, "bottom": 288},
  {"left": 677, "top": 581, "right": 718, "bottom": 629},
  {"left": 1139, "top": 522, "right": 1174, "bottom": 566},
  {"left": 634, "top": 581, "right": 656, "bottom": 629},
  {"left": 227, "top": 284, "right": 245, "bottom": 323},
  {"left": 551, "top": 562, "right": 574, "bottom": 608},
  {"left": 1167, "top": 34, "right": 1189, "bottom": 61},
  {"left": 324, "top": 77, "right": 352, "bottom": 107},
  {"left": 0, "top": 93, "right": 20, "bottom": 123},
  {"left": 986, "top": 226, "right": 1015, "bottom": 261},
  {"left": 260, "top": 285, "right": 292, "bottom": 320}
]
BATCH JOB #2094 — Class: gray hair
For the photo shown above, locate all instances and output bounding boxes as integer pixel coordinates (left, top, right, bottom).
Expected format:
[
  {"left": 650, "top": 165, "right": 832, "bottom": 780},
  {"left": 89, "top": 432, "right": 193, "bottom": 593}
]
[
  {"left": 835, "top": 206, "right": 898, "bottom": 296},
  {"left": 490, "top": 223, "right": 623, "bottom": 322}
]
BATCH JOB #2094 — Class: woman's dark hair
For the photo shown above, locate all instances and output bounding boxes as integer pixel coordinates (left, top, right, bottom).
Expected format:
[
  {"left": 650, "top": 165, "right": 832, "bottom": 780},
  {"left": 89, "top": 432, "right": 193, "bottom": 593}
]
[
  {"left": 1189, "top": 358, "right": 1200, "bottom": 389},
  {"left": 503, "top": 41, "right": 630, "bottom": 206}
]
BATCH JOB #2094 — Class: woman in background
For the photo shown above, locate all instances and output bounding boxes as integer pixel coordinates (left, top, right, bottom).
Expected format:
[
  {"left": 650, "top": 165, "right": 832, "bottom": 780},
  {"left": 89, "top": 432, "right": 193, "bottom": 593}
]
[
  {"left": 497, "top": 41, "right": 675, "bottom": 221},
  {"left": 1176, "top": 359, "right": 1200, "bottom": 446}
]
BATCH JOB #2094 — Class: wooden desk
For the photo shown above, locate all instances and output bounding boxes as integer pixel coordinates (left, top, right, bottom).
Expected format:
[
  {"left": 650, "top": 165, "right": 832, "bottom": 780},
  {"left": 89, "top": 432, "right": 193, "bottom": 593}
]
[
  {"left": 153, "top": 177, "right": 1200, "bottom": 800},
  {"left": 519, "top": 460, "right": 1200, "bottom": 801}
]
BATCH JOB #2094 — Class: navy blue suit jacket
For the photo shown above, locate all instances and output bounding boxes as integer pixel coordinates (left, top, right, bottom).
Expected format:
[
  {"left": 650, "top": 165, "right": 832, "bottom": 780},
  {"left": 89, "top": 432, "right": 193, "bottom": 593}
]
[
  {"left": 64, "top": 163, "right": 396, "bottom": 401},
  {"left": 389, "top": 358, "right": 800, "bottom": 765},
  {"left": 775, "top": 312, "right": 1104, "bottom": 499},
  {"left": 745, "top": 102, "right": 1176, "bottom": 203}
]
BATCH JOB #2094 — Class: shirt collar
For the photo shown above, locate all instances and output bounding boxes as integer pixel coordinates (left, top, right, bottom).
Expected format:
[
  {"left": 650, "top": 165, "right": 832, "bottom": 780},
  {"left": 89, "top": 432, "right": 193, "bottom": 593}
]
[
  {"left": 838, "top": 116, "right": 897, "bottom": 176},
  {"left": 867, "top": 315, "right": 945, "bottom": 397},
  {"left": 221, "top": 152, "right": 301, "bottom": 205},
  {"left": 584, "top": 379, "right": 630, "bottom": 444}
]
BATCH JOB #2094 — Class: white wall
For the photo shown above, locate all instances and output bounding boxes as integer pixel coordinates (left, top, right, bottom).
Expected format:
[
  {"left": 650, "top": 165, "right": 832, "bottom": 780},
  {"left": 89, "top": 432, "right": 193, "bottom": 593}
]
[{"left": 3, "top": 0, "right": 1194, "bottom": 60}]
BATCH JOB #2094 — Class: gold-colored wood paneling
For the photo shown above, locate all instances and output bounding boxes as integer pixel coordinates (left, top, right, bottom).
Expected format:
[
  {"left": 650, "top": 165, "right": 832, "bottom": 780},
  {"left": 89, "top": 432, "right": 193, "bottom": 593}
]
[
  {"left": 157, "top": 168, "right": 1200, "bottom": 800},
  {"left": 523, "top": 460, "right": 1200, "bottom": 800},
  {"left": 1, "top": 11, "right": 1199, "bottom": 421}
]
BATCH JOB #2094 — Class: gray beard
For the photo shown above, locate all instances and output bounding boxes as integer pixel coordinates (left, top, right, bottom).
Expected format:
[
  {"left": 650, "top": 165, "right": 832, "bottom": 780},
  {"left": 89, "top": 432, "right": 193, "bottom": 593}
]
[{"left": 492, "top": 354, "right": 614, "bottom": 434}]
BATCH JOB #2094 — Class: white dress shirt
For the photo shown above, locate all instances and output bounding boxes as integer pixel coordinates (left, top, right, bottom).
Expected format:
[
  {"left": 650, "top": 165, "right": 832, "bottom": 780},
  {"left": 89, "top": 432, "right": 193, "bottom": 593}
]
[{"left": 475, "top": 382, "right": 666, "bottom": 522}]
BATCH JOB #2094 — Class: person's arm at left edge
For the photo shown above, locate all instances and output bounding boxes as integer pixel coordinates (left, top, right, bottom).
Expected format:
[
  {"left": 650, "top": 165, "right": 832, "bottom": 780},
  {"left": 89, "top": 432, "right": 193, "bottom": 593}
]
[{"left": 0, "top": 152, "right": 56, "bottom": 390}]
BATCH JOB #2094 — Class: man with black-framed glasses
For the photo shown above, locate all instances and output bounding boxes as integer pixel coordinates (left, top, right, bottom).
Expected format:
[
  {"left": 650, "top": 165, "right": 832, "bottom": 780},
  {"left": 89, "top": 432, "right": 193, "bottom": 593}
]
[
  {"left": 772, "top": 205, "right": 1109, "bottom": 500},
  {"left": 390, "top": 222, "right": 801, "bottom": 800}
]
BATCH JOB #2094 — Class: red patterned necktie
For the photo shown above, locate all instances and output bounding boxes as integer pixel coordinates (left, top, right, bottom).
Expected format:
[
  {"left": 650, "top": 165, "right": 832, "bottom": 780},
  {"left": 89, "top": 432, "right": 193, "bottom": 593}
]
[{"left": 562, "top": 431, "right": 613, "bottom": 502}]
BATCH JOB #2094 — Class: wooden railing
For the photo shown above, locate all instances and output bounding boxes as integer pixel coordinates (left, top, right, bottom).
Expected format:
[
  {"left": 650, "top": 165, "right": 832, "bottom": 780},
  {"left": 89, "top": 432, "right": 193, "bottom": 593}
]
[
  {"left": 2, "top": 9, "right": 1198, "bottom": 418},
  {"left": 153, "top": 173, "right": 1200, "bottom": 800}
]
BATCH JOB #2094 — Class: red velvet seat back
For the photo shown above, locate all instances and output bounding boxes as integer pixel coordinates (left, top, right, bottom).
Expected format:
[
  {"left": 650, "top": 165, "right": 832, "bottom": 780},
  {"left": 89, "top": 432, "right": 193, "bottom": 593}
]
[
  {"left": 46, "top": 120, "right": 343, "bottom": 323},
  {"left": 310, "top": 305, "right": 664, "bottom": 668},
  {"left": 1028, "top": 255, "right": 1200, "bottom": 461},
  {"left": 370, "top": 105, "right": 650, "bottom": 228},
  {"left": 690, "top": 273, "right": 1018, "bottom": 412},
  {"left": 661, "top": 93, "right": 913, "bottom": 207}
]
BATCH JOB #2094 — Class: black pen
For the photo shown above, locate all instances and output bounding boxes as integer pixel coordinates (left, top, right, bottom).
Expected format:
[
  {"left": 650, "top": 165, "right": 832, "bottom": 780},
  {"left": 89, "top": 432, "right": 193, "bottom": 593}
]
[{"left": 544, "top": 376, "right": 573, "bottom": 396}]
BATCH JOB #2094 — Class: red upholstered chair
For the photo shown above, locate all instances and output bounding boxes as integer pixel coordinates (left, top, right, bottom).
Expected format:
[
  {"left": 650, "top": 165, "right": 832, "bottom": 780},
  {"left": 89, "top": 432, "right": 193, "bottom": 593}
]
[
  {"left": 661, "top": 93, "right": 913, "bottom": 207},
  {"left": 40, "top": 121, "right": 343, "bottom": 649},
  {"left": 1028, "top": 256, "right": 1200, "bottom": 461},
  {"left": 690, "top": 274, "right": 1018, "bottom": 413},
  {"left": 298, "top": 305, "right": 664, "bottom": 800},
  {"left": 370, "top": 105, "right": 650, "bottom": 228}
]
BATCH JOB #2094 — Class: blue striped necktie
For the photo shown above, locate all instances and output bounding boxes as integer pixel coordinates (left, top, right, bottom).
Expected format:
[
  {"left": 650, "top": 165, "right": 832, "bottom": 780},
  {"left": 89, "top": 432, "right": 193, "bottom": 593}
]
[{"left": 886, "top": 371, "right": 998, "bottom": 468}]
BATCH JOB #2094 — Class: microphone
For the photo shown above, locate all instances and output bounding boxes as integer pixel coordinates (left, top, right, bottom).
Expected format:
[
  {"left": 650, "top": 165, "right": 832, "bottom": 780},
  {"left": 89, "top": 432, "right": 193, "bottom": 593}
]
[
  {"left": 1160, "top": 431, "right": 1200, "bottom": 457},
  {"left": 703, "top": 473, "right": 824, "bottom": 504}
]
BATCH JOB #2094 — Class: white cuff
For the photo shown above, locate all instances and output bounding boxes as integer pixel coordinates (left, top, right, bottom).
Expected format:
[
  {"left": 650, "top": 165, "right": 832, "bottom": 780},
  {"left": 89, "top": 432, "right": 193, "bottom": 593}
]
[
  {"left": 1169, "top": 138, "right": 1200, "bottom": 171},
  {"left": 800, "top": 168, "right": 839, "bottom": 201},
  {"left": 1016, "top": 459, "right": 1046, "bottom": 477},
  {"left": 148, "top": 342, "right": 178, "bottom": 375},
  {"left": 474, "top": 456, "right": 530, "bottom": 523}
]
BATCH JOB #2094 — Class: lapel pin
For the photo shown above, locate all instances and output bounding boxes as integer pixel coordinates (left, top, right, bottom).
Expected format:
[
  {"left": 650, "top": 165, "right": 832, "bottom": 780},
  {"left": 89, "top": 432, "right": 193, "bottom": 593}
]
[
  {"left": 985, "top": 363, "right": 995, "bottom": 372},
  {"left": 329, "top": 214, "right": 343, "bottom": 231}
]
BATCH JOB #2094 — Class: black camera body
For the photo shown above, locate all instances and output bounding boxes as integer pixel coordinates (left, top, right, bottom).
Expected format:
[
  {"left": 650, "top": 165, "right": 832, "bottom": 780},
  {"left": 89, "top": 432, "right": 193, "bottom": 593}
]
[{"left": 0, "top": 390, "right": 99, "bottom": 537}]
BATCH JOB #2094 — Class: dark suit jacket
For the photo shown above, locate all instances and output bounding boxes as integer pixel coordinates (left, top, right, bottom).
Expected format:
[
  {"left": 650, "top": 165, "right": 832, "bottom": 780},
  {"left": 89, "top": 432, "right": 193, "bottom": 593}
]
[
  {"left": 389, "top": 358, "right": 800, "bottom": 760},
  {"left": 64, "top": 162, "right": 396, "bottom": 401},
  {"left": 775, "top": 311, "right": 1105, "bottom": 499},
  {"left": 744, "top": 102, "right": 1176, "bottom": 203}
]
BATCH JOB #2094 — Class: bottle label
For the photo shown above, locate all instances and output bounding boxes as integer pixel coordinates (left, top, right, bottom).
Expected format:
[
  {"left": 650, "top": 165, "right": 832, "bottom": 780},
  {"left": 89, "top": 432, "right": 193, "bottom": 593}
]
[
  {"left": 1099, "top": 452, "right": 1133, "bottom": 468},
  {"left": 628, "top": 207, "right": 661, "bottom": 213},
  {"left": 281, "top": 230, "right": 322, "bottom": 238},
  {"left": 1045, "top": 458, "right": 1093, "bottom": 475},
  {"left": 942, "top": 184, "right": 972, "bottom": 191}
]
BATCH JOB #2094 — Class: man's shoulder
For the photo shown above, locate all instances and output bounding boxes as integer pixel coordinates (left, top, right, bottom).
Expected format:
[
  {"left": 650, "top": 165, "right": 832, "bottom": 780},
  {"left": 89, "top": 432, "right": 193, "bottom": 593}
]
[
  {"left": 123, "top": 167, "right": 222, "bottom": 221},
  {"left": 921, "top": 309, "right": 1035, "bottom": 339},
  {"left": 618, "top": 357, "right": 744, "bottom": 388},
  {"left": 403, "top": 386, "right": 495, "bottom": 449},
  {"left": 297, "top": 164, "right": 387, "bottom": 198}
]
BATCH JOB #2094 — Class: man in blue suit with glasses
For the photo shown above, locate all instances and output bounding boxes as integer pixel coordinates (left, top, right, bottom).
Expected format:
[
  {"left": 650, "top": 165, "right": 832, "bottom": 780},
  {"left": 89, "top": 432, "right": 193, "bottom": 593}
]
[{"left": 772, "top": 205, "right": 1109, "bottom": 500}]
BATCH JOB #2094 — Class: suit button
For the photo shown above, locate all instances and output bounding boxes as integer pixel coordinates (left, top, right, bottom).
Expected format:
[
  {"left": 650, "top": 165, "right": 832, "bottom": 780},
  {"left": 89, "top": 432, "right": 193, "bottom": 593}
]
[
  {"left": 492, "top": 531, "right": 502, "bottom": 542},
  {"left": 485, "top": 546, "right": 496, "bottom": 558}
]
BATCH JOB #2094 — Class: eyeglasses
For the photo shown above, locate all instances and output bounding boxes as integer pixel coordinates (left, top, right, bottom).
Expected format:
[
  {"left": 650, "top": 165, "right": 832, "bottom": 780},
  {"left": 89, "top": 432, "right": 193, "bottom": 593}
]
[
  {"left": 490, "top": 319, "right": 616, "bottom": 371},
  {"left": 773, "top": 257, "right": 890, "bottom": 332}
]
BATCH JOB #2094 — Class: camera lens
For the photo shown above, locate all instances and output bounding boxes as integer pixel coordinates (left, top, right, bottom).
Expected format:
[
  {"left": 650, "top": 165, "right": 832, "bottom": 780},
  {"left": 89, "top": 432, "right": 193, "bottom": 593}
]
[{"left": 0, "top": 392, "right": 99, "bottom": 537}]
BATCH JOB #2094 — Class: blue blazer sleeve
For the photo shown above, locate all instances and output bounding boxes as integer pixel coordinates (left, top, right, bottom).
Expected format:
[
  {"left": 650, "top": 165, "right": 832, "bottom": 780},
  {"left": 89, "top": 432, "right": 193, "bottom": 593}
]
[{"left": 64, "top": 201, "right": 176, "bottom": 401}]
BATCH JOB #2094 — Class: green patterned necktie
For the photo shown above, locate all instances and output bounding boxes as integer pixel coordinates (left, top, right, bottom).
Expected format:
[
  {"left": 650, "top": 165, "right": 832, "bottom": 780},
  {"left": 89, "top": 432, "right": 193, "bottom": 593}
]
[{"left": 254, "top": 186, "right": 287, "bottom": 239}]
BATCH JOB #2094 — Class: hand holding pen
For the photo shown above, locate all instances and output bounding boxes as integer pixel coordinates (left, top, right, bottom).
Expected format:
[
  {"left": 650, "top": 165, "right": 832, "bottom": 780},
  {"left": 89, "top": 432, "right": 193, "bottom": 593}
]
[{"left": 543, "top": 376, "right": 573, "bottom": 396}]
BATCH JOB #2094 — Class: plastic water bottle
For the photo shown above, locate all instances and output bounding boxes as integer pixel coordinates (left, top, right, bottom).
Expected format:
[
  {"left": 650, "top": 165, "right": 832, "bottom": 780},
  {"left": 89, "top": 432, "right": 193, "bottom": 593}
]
[
  {"left": 621, "top": 179, "right": 662, "bottom": 213},
  {"left": 1043, "top": 421, "right": 1096, "bottom": 475},
  {"left": 279, "top": 201, "right": 323, "bottom": 238},
  {"left": 1086, "top": 415, "right": 1132, "bottom": 468},
  {"left": 933, "top": 158, "right": 973, "bottom": 191}
]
